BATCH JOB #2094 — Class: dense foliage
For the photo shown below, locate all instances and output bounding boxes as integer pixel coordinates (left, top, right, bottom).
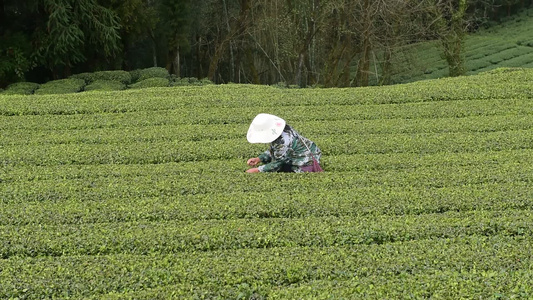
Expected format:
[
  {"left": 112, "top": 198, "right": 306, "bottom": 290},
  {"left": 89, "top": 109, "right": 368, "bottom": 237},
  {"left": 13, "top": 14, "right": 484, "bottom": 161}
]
[
  {"left": 1, "top": 0, "right": 533, "bottom": 88},
  {"left": 0, "top": 68, "right": 532, "bottom": 298},
  {"left": 388, "top": 8, "right": 533, "bottom": 85},
  {"left": 0, "top": 67, "right": 213, "bottom": 95}
]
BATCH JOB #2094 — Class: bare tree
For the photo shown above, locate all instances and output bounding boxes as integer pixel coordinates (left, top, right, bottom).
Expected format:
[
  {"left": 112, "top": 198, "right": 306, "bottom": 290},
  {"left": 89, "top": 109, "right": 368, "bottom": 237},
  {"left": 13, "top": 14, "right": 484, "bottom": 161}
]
[
  {"left": 320, "top": 0, "right": 359, "bottom": 87},
  {"left": 320, "top": 0, "right": 428, "bottom": 87},
  {"left": 207, "top": 0, "right": 252, "bottom": 82},
  {"left": 427, "top": 0, "right": 470, "bottom": 77},
  {"left": 191, "top": 0, "right": 479, "bottom": 86}
]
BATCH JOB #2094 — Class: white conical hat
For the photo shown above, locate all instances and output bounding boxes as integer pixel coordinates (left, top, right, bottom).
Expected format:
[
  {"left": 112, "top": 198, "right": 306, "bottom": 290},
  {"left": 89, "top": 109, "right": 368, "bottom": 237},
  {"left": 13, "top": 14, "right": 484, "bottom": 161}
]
[{"left": 247, "top": 113, "right": 286, "bottom": 143}]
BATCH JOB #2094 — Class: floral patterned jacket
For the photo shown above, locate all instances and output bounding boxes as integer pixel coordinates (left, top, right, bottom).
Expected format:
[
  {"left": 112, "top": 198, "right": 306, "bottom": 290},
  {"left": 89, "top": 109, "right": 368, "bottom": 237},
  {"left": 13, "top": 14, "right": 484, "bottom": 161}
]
[{"left": 258, "top": 125, "right": 321, "bottom": 173}]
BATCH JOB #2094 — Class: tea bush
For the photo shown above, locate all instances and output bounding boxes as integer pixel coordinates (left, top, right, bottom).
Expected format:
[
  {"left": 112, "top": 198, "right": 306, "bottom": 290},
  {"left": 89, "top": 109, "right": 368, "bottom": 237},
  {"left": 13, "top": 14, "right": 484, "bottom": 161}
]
[
  {"left": 171, "top": 77, "right": 213, "bottom": 86},
  {"left": 2, "top": 82, "right": 40, "bottom": 95},
  {"left": 130, "top": 67, "right": 169, "bottom": 83},
  {"left": 71, "top": 70, "right": 132, "bottom": 84},
  {"left": 84, "top": 80, "right": 126, "bottom": 92},
  {"left": 34, "top": 78, "right": 86, "bottom": 95},
  {"left": 128, "top": 77, "right": 169, "bottom": 89}
]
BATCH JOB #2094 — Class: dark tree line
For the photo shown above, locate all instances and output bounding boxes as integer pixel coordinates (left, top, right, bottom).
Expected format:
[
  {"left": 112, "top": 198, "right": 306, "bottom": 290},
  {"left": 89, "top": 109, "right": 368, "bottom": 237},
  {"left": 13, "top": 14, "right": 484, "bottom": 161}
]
[{"left": 1, "top": 0, "right": 532, "bottom": 88}]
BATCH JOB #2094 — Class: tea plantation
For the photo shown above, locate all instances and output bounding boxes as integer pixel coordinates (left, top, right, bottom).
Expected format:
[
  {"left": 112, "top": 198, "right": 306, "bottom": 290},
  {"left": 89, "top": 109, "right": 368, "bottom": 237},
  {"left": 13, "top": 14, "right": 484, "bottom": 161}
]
[
  {"left": 1, "top": 68, "right": 533, "bottom": 299},
  {"left": 380, "top": 8, "right": 533, "bottom": 85}
]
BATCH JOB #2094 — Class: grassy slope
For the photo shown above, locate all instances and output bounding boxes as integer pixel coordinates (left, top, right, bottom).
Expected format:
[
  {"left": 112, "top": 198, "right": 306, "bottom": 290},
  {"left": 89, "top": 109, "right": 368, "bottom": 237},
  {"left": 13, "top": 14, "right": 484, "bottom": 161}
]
[
  {"left": 376, "top": 8, "right": 533, "bottom": 85},
  {"left": 0, "top": 69, "right": 533, "bottom": 298}
]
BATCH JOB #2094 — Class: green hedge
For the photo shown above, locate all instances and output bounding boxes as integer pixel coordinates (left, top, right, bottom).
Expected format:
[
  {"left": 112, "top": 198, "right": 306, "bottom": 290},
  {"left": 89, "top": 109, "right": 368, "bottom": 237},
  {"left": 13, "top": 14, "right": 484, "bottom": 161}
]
[
  {"left": 130, "top": 67, "right": 169, "bottom": 83},
  {"left": 84, "top": 80, "right": 126, "bottom": 92},
  {"left": 128, "top": 77, "right": 169, "bottom": 89},
  {"left": 2, "top": 82, "right": 40, "bottom": 95},
  {"left": 34, "top": 78, "right": 86, "bottom": 95},
  {"left": 71, "top": 70, "right": 132, "bottom": 84},
  {"left": 171, "top": 77, "right": 213, "bottom": 86}
]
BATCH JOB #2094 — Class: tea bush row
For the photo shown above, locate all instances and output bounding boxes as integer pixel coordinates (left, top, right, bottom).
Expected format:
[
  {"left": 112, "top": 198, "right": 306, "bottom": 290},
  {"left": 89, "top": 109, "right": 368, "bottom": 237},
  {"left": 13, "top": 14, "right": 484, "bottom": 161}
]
[
  {"left": 2, "top": 114, "right": 532, "bottom": 147},
  {"left": 1, "top": 210, "right": 532, "bottom": 259},
  {"left": 1, "top": 181, "right": 531, "bottom": 226},
  {"left": 2, "top": 158, "right": 531, "bottom": 204},
  {"left": 1, "top": 67, "right": 215, "bottom": 95},
  {"left": 1, "top": 236, "right": 531, "bottom": 299},
  {"left": 390, "top": 9, "right": 533, "bottom": 84},
  {"left": 2, "top": 147, "right": 530, "bottom": 180},
  {"left": 4, "top": 155, "right": 533, "bottom": 200},
  {"left": 2, "top": 98, "right": 532, "bottom": 136},
  {"left": 1, "top": 68, "right": 532, "bottom": 115},
  {"left": 2, "top": 128, "right": 531, "bottom": 166}
]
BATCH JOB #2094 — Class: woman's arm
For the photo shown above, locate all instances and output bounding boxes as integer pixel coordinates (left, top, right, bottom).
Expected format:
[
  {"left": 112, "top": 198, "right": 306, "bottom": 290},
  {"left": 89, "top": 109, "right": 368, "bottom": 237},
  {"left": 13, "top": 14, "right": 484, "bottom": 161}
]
[
  {"left": 258, "top": 150, "right": 271, "bottom": 163},
  {"left": 258, "top": 132, "right": 291, "bottom": 172}
]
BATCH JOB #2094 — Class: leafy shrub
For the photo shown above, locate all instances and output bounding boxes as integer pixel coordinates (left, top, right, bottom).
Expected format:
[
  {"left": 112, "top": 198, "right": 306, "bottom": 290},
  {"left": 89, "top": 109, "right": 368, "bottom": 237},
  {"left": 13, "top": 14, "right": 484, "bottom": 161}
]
[
  {"left": 488, "top": 55, "right": 505, "bottom": 64},
  {"left": 130, "top": 67, "right": 169, "bottom": 83},
  {"left": 71, "top": 70, "right": 132, "bottom": 84},
  {"left": 465, "top": 58, "right": 492, "bottom": 72},
  {"left": 34, "top": 78, "right": 86, "bottom": 95},
  {"left": 516, "top": 39, "right": 533, "bottom": 47},
  {"left": 128, "top": 77, "right": 169, "bottom": 89},
  {"left": 271, "top": 82, "right": 301, "bottom": 89},
  {"left": 2, "top": 82, "right": 40, "bottom": 95},
  {"left": 467, "top": 52, "right": 487, "bottom": 60},
  {"left": 84, "top": 80, "right": 126, "bottom": 92},
  {"left": 94, "top": 70, "right": 131, "bottom": 84},
  {"left": 480, "top": 67, "right": 526, "bottom": 75},
  {"left": 498, "top": 54, "right": 533, "bottom": 67},
  {"left": 69, "top": 72, "right": 93, "bottom": 84},
  {"left": 171, "top": 77, "right": 213, "bottom": 86},
  {"left": 0, "top": 32, "right": 33, "bottom": 83}
]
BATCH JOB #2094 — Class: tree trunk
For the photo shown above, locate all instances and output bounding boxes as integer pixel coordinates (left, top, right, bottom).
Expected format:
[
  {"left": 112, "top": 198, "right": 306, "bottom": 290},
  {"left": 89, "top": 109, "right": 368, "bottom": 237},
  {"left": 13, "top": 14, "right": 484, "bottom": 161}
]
[
  {"left": 245, "top": 45, "right": 260, "bottom": 84},
  {"left": 149, "top": 28, "right": 157, "bottom": 67},
  {"left": 64, "top": 64, "right": 72, "bottom": 78},
  {"left": 174, "top": 46, "right": 180, "bottom": 77},
  {"left": 379, "top": 48, "right": 392, "bottom": 85},
  {"left": 165, "top": 49, "right": 174, "bottom": 74},
  {"left": 304, "top": 51, "right": 315, "bottom": 85},
  {"left": 323, "top": 42, "right": 346, "bottom": 87},
  {"left": 0, "top": 0, "right": 5, "bottom": 34},
  {"left": 357, "top": 34, "right": 371, "bottom": 86},
  {"left": 208, "top": 39, "right": 228, "bottom": 81},
  {"left": 196, "top": 35, "right": 202, "bottom": 78},
  {"left": 152, "top": 43, "right": 157, "bottom": 67},
  {"left": 339, "top": 48, "right": 356, "bottom": 87},
  {"left": 207, "top": 0, "right": 251, "bottom": 81},
  {"left": 295, "top": 52, "right": 304, "bottom": 86},
  {"left": 435, "top": 0, "right": 467, "bottom": 77},
  {"left": 293, "top": 0, "right": 320, "bottom": 86},
  {"left": 222, "top": 0, "right": 235, "bottom": 82},
  {"left": 355, "top": 0, "right": 371, "bottom": 87}
]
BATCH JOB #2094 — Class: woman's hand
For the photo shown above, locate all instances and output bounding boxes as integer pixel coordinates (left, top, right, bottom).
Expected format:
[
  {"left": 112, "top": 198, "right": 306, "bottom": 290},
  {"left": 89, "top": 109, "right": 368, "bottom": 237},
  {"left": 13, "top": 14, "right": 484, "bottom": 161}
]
[
  {"left": 247, "top": 157, "right": 261, "bottom": 166},
  {"left": 246, "top": 168, "right": 260, "bottom": 173}
]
